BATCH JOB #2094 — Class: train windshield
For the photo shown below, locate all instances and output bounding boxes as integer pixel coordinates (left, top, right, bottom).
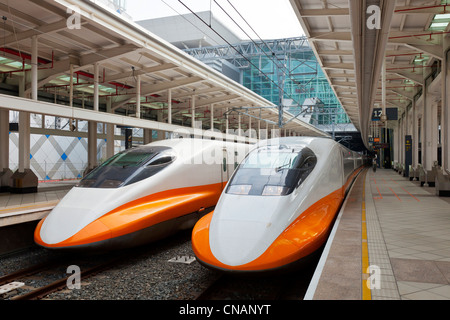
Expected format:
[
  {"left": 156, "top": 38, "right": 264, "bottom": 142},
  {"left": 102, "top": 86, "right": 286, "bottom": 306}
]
[
  {"left": 226, "top": 145, "right": 317, "bottom": 196},
  {"left": 77, "top": 146, "right": 176, "bottom": 188}
]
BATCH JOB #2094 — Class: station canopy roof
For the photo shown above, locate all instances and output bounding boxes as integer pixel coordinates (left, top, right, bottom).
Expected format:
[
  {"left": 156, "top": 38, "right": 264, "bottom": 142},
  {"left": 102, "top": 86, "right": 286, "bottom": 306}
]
[{"left": 290, "top": 0, "right": 449, "bottom": 147}]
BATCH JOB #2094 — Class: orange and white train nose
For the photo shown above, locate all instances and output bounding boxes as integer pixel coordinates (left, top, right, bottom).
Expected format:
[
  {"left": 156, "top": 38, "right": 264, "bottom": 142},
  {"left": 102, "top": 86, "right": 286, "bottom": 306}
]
[
  {"left": 35, "top": 183, "right": 223, "bottom": 250},
  {"left": 192, "top": 188, "right": 344, "bottom": 273}
]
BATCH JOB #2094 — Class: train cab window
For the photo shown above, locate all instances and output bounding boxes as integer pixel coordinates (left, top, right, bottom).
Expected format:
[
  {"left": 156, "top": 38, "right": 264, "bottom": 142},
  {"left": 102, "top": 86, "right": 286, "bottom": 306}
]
[
  {"left": 146, "top": 152, "right": 176, "bottom": 166},
  {"left": 226, "top": 145, "right": 317, "bottom": 196},
  {"left": 77, "top": 146, "right": 176, "bottom": 188}
]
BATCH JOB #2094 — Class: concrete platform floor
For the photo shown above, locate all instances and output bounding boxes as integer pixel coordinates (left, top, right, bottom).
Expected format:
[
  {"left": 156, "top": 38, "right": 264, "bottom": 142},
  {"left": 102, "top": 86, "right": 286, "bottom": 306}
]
[
  {"left": 0, "top": 180, "right": 77, "bottom": 226},
  {"left": 306, "top": 168, "right": 450, "bottom": 300}
]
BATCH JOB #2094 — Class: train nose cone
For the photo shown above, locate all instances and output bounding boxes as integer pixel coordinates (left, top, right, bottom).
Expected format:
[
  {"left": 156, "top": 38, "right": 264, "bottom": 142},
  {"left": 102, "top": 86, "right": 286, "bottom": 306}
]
[
  {"left": 210, "top": 219, "right": 271, "bottom": 266},
  {"left": 40, "top": 206, "right": 97, "bottom": 244}
]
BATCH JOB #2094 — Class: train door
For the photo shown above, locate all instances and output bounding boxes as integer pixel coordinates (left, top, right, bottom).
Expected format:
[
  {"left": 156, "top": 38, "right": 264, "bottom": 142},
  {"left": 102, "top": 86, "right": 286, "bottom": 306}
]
[{"left": 221, "top": 148, "right": 230, "bottom": 190}]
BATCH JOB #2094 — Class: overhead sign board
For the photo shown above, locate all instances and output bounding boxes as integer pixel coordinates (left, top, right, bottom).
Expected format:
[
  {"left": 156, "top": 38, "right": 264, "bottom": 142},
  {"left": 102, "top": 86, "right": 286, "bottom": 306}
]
[{"left": 372, "top": 108, "right": 398, "bottom": 121}]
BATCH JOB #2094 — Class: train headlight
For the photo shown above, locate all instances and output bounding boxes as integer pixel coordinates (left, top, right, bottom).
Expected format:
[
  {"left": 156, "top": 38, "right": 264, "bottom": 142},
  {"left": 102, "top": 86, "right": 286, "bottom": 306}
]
[
  {"left": 76, "top": 179, "right": 95, "bottom": 188},
  {"left": 262, "top": 185, "right": 289, "bottom": 196},
  {"left": 227, "top": 185, "right": 252, "bottom": 195}
]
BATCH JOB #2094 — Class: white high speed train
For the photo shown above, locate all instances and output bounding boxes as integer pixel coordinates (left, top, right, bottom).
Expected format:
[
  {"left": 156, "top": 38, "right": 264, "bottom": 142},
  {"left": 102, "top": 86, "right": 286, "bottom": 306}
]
[
  {"left": 34, "top": 139, "right": 250, "bottom": 251},
  {"left": 192, "top": 137, "right": 365, "bottom": 273}
]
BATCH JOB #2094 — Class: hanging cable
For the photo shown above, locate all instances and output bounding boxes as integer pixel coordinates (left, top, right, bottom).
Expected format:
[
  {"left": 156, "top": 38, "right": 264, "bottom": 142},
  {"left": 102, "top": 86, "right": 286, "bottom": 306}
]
[
  {"left": 217, "top": 0, "right": 316, "bottom": 99},
  {"left": 178, "top": 0, "right": 316, "bottom": 126}
]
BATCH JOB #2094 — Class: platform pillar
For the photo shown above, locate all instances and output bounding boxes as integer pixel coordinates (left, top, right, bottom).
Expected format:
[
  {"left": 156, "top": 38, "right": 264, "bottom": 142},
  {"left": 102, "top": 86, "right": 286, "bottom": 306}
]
[
  {"left": 86, "top": 121, "right": 98, "bottom": 176},
  {"left": 210, "top": 104, "right": 214, "bottom": 131},
  {"left": 31, "top": 36, "right": 38, "bottom": 101},
  {"left": 225, "top": 108, "right": 229, "bottom": 135},
  {"left": 393, "top": 121, "right": 399, "bottom": 168},
  {"left": 168, "top": 89, "right": 172, "bottom": 125},
  {"left": 442, "top": 36, "right": 450, "bottom": 173},
  {"left": 143, "top": 129, "right": 152, "bottom": 144},
  {"left": 155, "top": 111, "right": 165, "bottom": 141},
  {"left": 238, "top": 114, "right": 241, "bottom": 137},
  {"left": 399, "top": 117, "right": 404, "bottom": 172},
  {"left": 423, "top": 76, "right": 439, "bottom": 187},
  {"left": 191, "top": 95, "right": 196, "bottom": 129},
  {"left": 420, "top": 63, "right": 430, "bottom": 186},
  {"left": 136, "top": 74, "right": 141, "bottom": 119},
  {"left": 257, "top": 120, "right": 261, "bottom": 140},
  {"left": 94, "top": 63, "right": 99, "bottom": 112},
  {"left": 10, "top": 48, "right": 38, "bottom": 193},
  {"left": 0, "top": 109, "right": 11, "bottom": 192},
  {"left": 436, "top": 35, "right": 450, "bottom": 196},
  {"left": 248, "top": 115, "right": 252, "bottom": 138},
  {"left": 106, "top": 124, "right": 114, "bottom": 159}
]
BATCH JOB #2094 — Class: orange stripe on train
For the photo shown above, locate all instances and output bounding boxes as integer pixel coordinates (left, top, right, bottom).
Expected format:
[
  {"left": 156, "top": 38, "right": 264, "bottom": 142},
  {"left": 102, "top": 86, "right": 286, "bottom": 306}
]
[
  {"left": 192, "top": 186, "right": 345, "bottom": 271},
  {"left": 35, "top": 182, "right": 224, "bottom": 248}
]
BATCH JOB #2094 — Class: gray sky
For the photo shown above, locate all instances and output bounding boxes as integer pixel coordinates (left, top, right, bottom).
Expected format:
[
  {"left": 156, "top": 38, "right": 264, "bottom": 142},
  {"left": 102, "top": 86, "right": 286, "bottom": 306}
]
[{"left": 126, "top": 0, "right": 305, "bottom": 39}]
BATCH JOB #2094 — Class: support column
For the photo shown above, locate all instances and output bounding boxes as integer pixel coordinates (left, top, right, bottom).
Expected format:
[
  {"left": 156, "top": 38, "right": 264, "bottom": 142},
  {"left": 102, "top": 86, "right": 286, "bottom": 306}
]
[
  {"left": 401, "top": 113, "right": 405, "bottom": 173},
  {"left": 423, "top": 71, "right": 439, "bottom": 187},
  {"left": 257, "top": 120, "right": 261, "bottom": 140},
  {"left": 225, "top": 108, "right": 229, "bottom": 135},
  {"left": 106, "top": 124, "right": 114, "bottom": 159},
  {"left": 444, "top": 38, "right": 450, "bottom": 173},
  {"left": 18, "top": 112, "right": 30, "bottom": 173},
  {"left": 191, "top": 95, "right": 196, "bottom": 129},
  {"left": 156, "top": 111, "right": 165, "bottom": 141},
  {"left": 238, "top": 114, "right": 241, "bottom": 136},
  {"left": 94, "top": 63, "right": 99, "bottom": 112},
  {"left": 412, "top": 99, "right": 418, "bottom": 171},
  {"left": 393, "top": 121, "right": 399, "bottom": 167},
  {"left": 436, "top": 35, "right": 450, "bottom": 195},
  {"left": 210, "top": 104, "right": 214, "bottom": 131},
  {"left": 106, "top": 97, "right": 114, "bottom": 159},
  {"left": 10, "top": 46, "right": 38, "bottom": 193},
  {"left": 144, "top": 129, "right": 152, "bottom": 144},
  {"left": 87, "top": 121, "right": 98, "bottom": 173},
  {"left": 85, "top": 63, "right": 100, "bottom": 176},
  {"left": 168, "top": 89, "right": 172, "bottom": 125},
  {"left": 381, "top": 62, "right": 387, "bottom": 168},
  {"left": 248, "top": 114, "right": 252, "bottom": 138},
  {"left": 69, "top": 64, "right": 74, "bottom": 107},
  {"left": 0, "top": 109, "right": 11, "bottom": 192},
  {"left": 136, "top": 74, "right": 141, "bottom": 119},
  {"left": 31, "top": 36, "right": 38, "bottom": 101}
]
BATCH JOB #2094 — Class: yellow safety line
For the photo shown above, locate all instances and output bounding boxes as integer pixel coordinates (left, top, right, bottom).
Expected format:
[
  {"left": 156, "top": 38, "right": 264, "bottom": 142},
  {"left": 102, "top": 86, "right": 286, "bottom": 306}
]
[
  {"left": 0, "top": 200, "right": 59, "bottom": 213},
  {"left": 361, "top": 170, "right": 371, "bottom": 300}
]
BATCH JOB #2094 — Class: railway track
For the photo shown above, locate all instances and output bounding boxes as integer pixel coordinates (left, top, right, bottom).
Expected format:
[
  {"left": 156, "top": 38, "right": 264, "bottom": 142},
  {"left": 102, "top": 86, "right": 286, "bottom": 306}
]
[
  {"left": 194, "top": 261, "right": 318, "bottom": 300},
  {"left": 0, "top": 250, "right": 135, "bottom": 300},
  {"left": 0, "top": 232, "right": 193, "bottom": 300},
  {"left": 0, "top": 228, "right": 207, "bottom": 300},
  {"left": 13, "top": 254, "right": 132, "bottom": 300}
]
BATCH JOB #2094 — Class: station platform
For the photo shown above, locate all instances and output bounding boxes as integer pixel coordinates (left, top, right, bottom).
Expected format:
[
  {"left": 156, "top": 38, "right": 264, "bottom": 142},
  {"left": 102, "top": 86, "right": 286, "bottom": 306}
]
[
  {"left": 306, "top": 168, "right": 450, "bottom": 300},
  {"left": 0, "top": 180, "right": 77, "bottom": 227}
]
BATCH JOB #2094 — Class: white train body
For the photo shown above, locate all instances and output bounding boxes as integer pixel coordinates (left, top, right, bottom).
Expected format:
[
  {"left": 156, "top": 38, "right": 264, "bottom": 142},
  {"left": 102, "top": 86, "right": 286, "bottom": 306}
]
[
  {"left": 35, "top": 139, "right": 250, "bottom": 251},
  {"left": 192, "top": 137, "right": 364, "bottom": 273}
]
